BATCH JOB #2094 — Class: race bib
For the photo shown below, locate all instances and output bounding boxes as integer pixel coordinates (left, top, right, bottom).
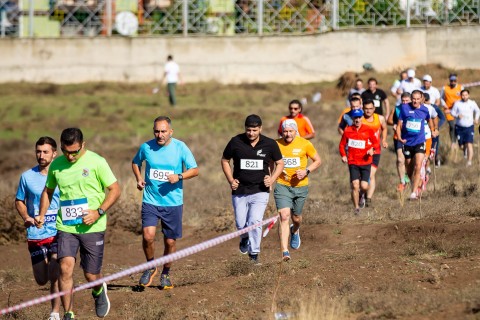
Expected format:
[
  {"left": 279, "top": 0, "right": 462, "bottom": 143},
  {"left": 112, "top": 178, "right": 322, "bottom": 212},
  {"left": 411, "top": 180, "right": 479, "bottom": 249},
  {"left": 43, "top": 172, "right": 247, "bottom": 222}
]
[
  {"left": 374, "top": 100, "right": 380, "bottom": 107},
  {"left": 240, "top": 159, "right": 263, "bottom": 170},
  {"left": 348, "top": 139, "right": 366, "bottom": 149},
  {"left": 60, "top": 198, "right": 88, "bottom": 225},
  {"left": 406, "top": 119, "right": 422, "bottom": 132},
  {"left": 150, "top": 169, "right": 174, "bottom": 182},
  {"left": 283, "top": 157, "right": 300, "bottom": 168},
  {"left": 44, "top": 209, "right": 57, "bottom": 223}
]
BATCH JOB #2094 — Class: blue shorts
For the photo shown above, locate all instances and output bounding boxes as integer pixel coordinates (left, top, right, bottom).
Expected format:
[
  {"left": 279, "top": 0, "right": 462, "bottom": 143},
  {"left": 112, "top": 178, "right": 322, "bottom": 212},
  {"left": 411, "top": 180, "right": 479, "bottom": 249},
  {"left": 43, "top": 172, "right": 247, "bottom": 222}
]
[
  {"left": 456, "top": 125, "right": 474, "bottom": 146},
  {"left": 142, "top": 203, "right": 183, "bottom": 239},
  {"left": 393, "top": 138, "right": 403, "bottom": 150}
]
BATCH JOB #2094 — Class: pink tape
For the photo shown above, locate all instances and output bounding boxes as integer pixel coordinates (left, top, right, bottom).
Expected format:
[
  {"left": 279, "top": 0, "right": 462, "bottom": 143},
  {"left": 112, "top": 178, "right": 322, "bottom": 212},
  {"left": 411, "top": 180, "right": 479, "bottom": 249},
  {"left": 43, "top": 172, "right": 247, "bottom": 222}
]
[{"left": 1, "top": 215, "right": 278, "bottom": 315}]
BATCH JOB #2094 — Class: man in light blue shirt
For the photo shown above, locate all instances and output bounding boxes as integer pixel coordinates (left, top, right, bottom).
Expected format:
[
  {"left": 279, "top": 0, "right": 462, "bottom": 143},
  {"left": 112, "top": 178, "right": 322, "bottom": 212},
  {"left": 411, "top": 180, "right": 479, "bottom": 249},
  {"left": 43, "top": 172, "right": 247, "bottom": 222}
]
[
  {"left": 132, "top": 116, "right": 199, "bottom": 290},
  {"left": 15, "top": 136, "right": 61, "bottom": 320}
]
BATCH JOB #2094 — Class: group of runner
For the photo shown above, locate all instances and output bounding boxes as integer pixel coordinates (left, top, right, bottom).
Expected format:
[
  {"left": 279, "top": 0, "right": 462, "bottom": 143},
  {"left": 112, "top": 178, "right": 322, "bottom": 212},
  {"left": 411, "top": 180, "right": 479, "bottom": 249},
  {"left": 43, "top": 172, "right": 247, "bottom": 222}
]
[
  {"left": 339, "top": 71, "right": 479, "bottom": 212},
  {"left": 14, "top": 71, "right": 478, "bottom": 319}
]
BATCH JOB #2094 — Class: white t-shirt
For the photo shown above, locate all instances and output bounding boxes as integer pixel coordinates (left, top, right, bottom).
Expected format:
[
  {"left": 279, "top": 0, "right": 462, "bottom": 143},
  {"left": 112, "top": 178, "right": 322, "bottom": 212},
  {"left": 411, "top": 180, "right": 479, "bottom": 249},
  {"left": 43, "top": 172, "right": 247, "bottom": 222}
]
[
  {"left": 451, "top": 99, "right": 480, "bottom": 127},
  {"left": 421, "top": 86, "right": 441, "bottom": 105},
  {"left": 424, "top": 103, "right": 438, "bottom": 139},
  {"left": 164, "top": 61, "right": 180, "bottom": 83},
  {"left": 399, "top": 78, "right": 422, "bottom": 94}
]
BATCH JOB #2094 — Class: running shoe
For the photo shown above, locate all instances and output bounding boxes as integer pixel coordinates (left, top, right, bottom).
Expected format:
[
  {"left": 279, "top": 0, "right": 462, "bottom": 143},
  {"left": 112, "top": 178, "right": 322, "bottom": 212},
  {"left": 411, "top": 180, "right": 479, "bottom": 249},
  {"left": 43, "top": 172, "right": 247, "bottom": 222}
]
[
  {"left": 48, "top": 313, "right": 60, "bottom": 320},
  {"left": 354, "top": 208, "right": 360, "bottom": 215},
  {"left": 160, "top": 274, "right": 174, "bottom": 290},
  {"left": 139, "top": 267, "right": 158, "bottom": 287},
  {"left": 62, "top": 312, "right": 75, "bottom": 320},
  {"left": 467, "top": 161, "right": 472, "bottom": 167},
  {"left": 410, "top": 192, "right": 418, "bottom": 200},
  {"left": 93, "top": 282, "right": 110, "bottom": 318},
  {"left": 397, "top": 183, "right": 405, "bottom": 191},
  {"left": 290, "top": 224, "right": 301, "bottom": 250},
  {"left": 239, "top": 237, "right": 249, "bottom": 255},
  {"left": 282, "top": 251, "right": 291, "bottom": 262},
  {"left": 248, "top": 253, "right": 261, "bottom": 265},
  {"left": 365, "top": 198, "right": 372, "bottom": 207},
  {"left": 359, "top": 192, "right": 366, "bottom": 208}
]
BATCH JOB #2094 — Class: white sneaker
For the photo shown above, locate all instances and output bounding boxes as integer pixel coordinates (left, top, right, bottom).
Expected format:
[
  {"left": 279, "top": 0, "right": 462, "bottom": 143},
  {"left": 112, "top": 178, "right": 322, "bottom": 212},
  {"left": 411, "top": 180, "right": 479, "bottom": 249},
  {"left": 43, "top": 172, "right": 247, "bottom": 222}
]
[
  {"left": 48, "top": 313, "right": 60, "bottom": 320},
  {"left": 467, "top": 161, "right": 472, "bottom": 167},
  {"left": 410, "top": 192, "right": 418, "bottom": 200}
]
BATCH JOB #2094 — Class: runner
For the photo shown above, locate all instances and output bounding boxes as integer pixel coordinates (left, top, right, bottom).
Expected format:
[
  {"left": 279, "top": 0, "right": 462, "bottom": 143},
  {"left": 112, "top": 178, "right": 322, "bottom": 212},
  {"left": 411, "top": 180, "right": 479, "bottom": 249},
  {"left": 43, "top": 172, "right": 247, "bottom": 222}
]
[
  {"left": 274, "top": 119, "right": 321, "bottom": 261},
  {"left": 277, "top": 99, "right": 316, "bottom": 139},
  {"left": 450, "top": 89, "right": 480, "bottom": 166},
  {"left": 361, "top": 99, "right": 388, "bottom": 206},
  {"left": 222, "top": 114, "right": 284, "bottom": 264},
  {"left": 35, "top": 128, "right": 121, "bottom": 320},
  {"left": 132, "top": 116, "right": 199, "bottom": 289},
  {"left": 361, "top": 77, "right": 390, "bottom": 117},
  {"left": 339, "top": 109, "right": 378, "bottom": 214},
  {"left": 346, "top": 78, "right": 366, "bottom": 105},
  {"left": 441, "top": 73, "right": 464, "bottom": 149},
  {"left": 399, "top": 69, "right": 421, "bottom": 94},
  {"left": 15, "top": 137, "right": 61, "bottom": 320},
  {"left": 422, "top": 93, "right": 440, "bottom": 176},
  {"left": 390, "top": 70, "right": 408, "bottom": 105},
  {"left": 338, "top": 96, "right": 362, "bottom": 135},
  {"left": 387, "top": 92, "right": 411, "bottom": 191},
  {"left": 421, "top": 74, "right": 441, "bottom": 107},
  {"left": 395, "top": 90, "right": 437, "bottom": 200}
]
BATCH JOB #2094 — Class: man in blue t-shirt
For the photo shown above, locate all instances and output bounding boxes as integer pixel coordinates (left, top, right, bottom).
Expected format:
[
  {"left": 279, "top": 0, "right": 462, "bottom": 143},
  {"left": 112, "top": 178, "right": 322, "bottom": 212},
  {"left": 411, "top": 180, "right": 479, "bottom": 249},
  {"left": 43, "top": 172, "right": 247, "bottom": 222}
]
[
  {"left": 15, "top": 136, "right": 61, "bottom": 320},
  {"left": 132, "top": 116, "right": 199, "bottom": 290},
  {"left": 396, "top": 90, "right": 437, "bottom": 200}
]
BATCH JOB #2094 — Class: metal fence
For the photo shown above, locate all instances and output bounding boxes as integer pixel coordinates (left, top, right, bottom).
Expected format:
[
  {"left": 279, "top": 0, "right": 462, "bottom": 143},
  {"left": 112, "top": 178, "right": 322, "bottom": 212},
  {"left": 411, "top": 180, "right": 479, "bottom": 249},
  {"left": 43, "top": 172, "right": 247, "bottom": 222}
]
[{"left": 1, "top": 0, "right": 479, "bottom": 38}]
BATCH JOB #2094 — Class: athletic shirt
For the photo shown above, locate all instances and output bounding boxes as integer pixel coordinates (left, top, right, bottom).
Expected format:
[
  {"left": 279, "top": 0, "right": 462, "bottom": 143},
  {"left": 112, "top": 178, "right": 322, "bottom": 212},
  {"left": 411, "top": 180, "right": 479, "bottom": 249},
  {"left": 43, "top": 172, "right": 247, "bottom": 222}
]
[
  {"left": 362, "top": 113, "right": 381, "bottom": 154},
  {"left": 277, "top": 114, "right": 315, "bottom": 138},
  {"left": 223, "top": 133, "right": 283, "bottom": 195},
  {"left": 46, "top": 151, "right": 117, "bottom": 234},
  {"left": 443, "top": 84, "right": 463, "bottom": 121},
  {"left": 451, "top": 99, "right": 480, "bottom": 127},
  {"left": 132, "top": 138, "right": 198, "bottom": 207},
  {"left": 339, "top": 125, "right": 378, "bottom": 166},
  {"left": 399, "top": 103, "right": 431, "bottom": 146},
  {"left": 361, "top": 89, "right": 388, "bottom": 115},
  {"left": 424, "top": 104, "right": 438, "bottom": 139},
  {"left": 164, "top": 61, "right": 180, "bottom": 83},
  {"left": 276, "top": 136, "right": 317, "bottom": 187},
  {"left": 15, "top": 166, "right": 60, "bottom": 240}
]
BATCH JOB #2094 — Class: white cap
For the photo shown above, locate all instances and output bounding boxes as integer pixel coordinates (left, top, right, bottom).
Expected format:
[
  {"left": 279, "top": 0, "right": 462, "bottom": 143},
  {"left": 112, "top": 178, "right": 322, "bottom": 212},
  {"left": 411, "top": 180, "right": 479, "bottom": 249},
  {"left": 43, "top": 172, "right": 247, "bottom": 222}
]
[
  {"left": 281, "top": 119, "right": 300, "bottom": 136},
  {"left": 407, "top": 69, "right": 415, "bottom": 78},
  {"left": 422, "top": 74, "right": 432, "bottom": 82}
]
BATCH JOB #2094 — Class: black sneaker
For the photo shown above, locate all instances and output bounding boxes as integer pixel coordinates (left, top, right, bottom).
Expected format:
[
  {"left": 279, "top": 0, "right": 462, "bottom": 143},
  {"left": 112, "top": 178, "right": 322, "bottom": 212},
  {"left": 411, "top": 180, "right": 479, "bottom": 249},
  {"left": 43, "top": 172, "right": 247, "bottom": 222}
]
[
  {"left": 248, "top": 253, "right": 261, "bottom": 265},
  {"left": 92, "top": 283, "right": 110, "bottom": 318},
  {"left": 239, "top": 237, "right": 249, "bottom": 254},
  {"left": 365, "top": 198, "right": 372, "bottom": 207},
  {"left": 62, "top": 312, "right": 75, "bottom": 320}
]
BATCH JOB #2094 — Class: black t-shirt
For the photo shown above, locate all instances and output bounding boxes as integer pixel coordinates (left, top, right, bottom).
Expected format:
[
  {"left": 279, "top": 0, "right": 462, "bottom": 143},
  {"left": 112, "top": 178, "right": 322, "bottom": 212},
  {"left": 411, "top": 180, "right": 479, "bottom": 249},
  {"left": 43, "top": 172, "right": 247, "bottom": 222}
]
[
  {"left": 222, "top": 133, "right": 283, "bottom": 195},
  {"left": 361, "top": 89, "right": 388, "bottom": 115}
]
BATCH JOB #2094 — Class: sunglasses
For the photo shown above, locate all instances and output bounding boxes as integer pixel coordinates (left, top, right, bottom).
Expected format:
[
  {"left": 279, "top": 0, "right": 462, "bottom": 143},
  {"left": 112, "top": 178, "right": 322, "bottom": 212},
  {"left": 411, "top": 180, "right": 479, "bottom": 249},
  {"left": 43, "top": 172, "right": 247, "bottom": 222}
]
[
  {"left": 289, "top": 107, "right": 300, "bottom": 110},
  {"left": 61, "top": 145, "right": 82, "bottom": 156}
]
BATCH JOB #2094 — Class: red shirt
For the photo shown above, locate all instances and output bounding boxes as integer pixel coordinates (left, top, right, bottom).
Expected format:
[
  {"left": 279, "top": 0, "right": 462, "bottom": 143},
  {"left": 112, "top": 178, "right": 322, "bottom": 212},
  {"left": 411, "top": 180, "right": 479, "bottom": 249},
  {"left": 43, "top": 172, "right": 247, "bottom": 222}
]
[
  {"left": 277, "top": 114, "right": 315, "bottom": 137},
  {"left": 339, "top": 124, "right": 378, "bottom": 166}
]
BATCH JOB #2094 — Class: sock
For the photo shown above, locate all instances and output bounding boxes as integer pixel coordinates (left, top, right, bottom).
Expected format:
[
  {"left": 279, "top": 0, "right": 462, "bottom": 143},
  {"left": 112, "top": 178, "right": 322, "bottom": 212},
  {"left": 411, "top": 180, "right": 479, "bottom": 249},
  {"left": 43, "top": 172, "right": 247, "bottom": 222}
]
[
  {"left": 92, "top": 286, "right": 103, "bottom": 296},
  {"left": 162, "top": 266, "right": 170, "bottom": 275},
  {"left": 50, "top": 312, "right": 60, "bottom": 320}
]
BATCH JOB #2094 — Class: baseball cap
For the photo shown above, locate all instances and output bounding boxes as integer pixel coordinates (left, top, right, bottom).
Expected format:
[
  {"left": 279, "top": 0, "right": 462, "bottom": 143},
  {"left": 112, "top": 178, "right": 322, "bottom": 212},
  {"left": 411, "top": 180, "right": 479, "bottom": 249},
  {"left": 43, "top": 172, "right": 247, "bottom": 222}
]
[
  {"left": 449, "top": 74, "right": 457, "bottom": 81},
  {"left": 350, "top": 109, "right": 364, "bottom": 118},
  {"left": 422, "top": 74, "right": 432, "bottom": 82},
  {"left": 281, "top": 119, "right": 299, "bottom": 134},
  {"left": 407, "top": 69, "right": 415, "bottom": 78}
]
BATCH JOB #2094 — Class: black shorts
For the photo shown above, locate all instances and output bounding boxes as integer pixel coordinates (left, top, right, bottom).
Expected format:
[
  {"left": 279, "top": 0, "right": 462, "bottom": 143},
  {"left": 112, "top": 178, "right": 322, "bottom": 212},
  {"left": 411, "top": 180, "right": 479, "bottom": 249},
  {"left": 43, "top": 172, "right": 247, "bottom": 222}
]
[
  {"left": 57, "top": 230, "right": 105, "bottom": 274},
  {"left": 393, "top": 139, "right": 403, "bottom": 150},
  {"left": 372, "top": 154, "right": 381, "bottom": 168},
  {"left": 27, "top": 236, "right": 57, "bottom": 265},
  {"left": 403, "top": 143, "right": 425, "bottom": 159},
  {"left": 348, "top": 164, "right": 371, "bottom": 183}
]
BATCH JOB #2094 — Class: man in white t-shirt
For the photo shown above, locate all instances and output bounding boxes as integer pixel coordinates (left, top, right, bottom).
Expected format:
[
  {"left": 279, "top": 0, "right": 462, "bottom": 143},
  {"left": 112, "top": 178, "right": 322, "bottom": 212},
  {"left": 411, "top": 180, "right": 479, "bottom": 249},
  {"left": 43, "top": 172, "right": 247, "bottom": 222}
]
[
  {"left": 421, "top": 74, "right": 441, "bottom": 107},
  {"left": 163, "top": 55, "right": 182, "bottom": 107},
  {"left": 399, "top": 69, "right": 421, "bottom": 94}
]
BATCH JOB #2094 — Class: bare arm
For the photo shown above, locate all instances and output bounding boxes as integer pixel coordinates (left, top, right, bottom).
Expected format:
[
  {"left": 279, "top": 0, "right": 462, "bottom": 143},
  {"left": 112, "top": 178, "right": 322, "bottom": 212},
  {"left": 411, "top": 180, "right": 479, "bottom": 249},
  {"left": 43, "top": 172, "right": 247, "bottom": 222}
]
[
  {"left": 221, "top": 157, "right": 239, "bottom": 190},
  {"left": 167, "top": 167, "right": 199, "bottom": 184},
  {"left": 396, "top": 120, "right": 406, "bottom": 144},
  {"left": 380, "top": 115, "right": 388, "bottom": 148},
  {"left": 15, "top": 199, "right": 35, "bottom": 228},
  {"left": 83, "top": 181, "right": 122, "bottom": 226},
  {"left": 383, "top": 98, "right": 391, "bottom": 121},
  {"left": 264, "top": 159, "right": 284, "bottom": 188},
  {"left": 132, "top": 162, "right": 145, "bottom": 191},
  {"left": 295, "top": 153, "right": 321, "bottom": 181},
  {"left": 34, "top": 187, "right": 55, "bottom": 228}
]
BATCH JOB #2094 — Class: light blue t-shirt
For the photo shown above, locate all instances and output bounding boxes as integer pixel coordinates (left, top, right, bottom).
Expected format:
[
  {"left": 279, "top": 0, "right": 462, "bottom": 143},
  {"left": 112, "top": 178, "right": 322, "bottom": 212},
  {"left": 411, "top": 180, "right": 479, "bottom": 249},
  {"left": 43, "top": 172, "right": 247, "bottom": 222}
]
[
  {"left": 15, "top": 166, "right": 60, "bottom": 240},
  {"left": 132, "top": 138, "right": 197, "bottom": 207}
]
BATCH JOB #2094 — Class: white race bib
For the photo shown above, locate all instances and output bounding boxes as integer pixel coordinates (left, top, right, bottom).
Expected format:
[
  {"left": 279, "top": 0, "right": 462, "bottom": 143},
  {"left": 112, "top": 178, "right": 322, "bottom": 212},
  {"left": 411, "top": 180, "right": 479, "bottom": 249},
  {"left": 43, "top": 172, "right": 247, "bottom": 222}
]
[
  {"left": 60, "top": 198, "right": 88, "bottom": 222},
  {"left": 240, "top": 159, "right": 263, "bottom": 170},
  {"left": 374, "top": 100, "right": 380, "bottom": 107},
  {"left": 406, "top": 120, "right": 421, "bottom": 132},
  {"left": 348, "top": 139, "right": 366, "bottom": 149},
  {"left": 150, "top": 169, "right": 174, "bottom": 182},
  {"left": 283, "top": 157, "right": 300, "bottom": 168}
]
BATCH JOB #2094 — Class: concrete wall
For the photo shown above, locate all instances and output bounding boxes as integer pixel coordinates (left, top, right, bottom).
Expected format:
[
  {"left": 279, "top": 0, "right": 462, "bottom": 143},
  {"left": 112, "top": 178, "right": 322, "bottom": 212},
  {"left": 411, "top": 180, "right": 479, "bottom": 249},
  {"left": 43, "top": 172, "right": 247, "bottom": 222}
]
[{"left": 0, "top": 25, "right": 478, "bottom": 84}]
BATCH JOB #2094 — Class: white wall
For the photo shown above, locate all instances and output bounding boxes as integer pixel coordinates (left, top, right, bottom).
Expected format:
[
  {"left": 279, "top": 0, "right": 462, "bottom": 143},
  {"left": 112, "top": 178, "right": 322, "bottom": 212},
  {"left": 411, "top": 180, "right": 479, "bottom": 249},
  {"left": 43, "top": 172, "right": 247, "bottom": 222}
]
[{"left": 0, "top": 25, "right": 478, "bottom": 84}]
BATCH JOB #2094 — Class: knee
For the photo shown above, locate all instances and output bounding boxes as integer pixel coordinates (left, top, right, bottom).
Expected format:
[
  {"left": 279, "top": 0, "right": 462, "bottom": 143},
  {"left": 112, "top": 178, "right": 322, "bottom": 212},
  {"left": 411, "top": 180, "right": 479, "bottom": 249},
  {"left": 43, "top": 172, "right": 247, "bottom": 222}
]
[
  {"left": 143, "top": 231, "right": 156, "bottom": 244},
  {"left": 351, "top": 181, "right": 360, "bottom": 190},
  {"left": 164, "top": 238, "right": 176, "bottom": 247}
]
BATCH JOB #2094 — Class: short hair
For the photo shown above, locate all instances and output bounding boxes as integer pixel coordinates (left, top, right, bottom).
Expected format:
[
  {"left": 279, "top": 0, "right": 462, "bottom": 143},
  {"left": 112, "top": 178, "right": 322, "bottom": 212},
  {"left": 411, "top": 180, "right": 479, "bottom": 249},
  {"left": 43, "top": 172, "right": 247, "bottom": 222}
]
[
  {"left": 400, "top": 92, "right": 411, "bottom": 99},
  {"left": 423, "top": 92, "right": 430, "bottom": 101},
  {"left": 356, "top": 78, "right": 363, "bottom": 83},
  {"left": 288, "top": 99, "right": 303, "bottom": 112},
  {"left": 167, "top": 55, "right": 173, "bottom": 61},
  {"left": 367, "top": 77, "right": 377, "bottom": 84},
  {"left": 349, "top": 97, "right": 361, "bottom": 104},
  {"left": 461, "top": 89, "right": 470, "bottom": 95},
  {"left": 411, "top": 90, "right": 424, "bottom": 98},
  {"left": 60, "top": 128, "right": 83, "bottom": 146},
  {"left": 154, "top": 116, "right": 172, "bottom": 127},
  {"left": 35, "top": 136, "right": 57, "bottom": 151},
  {"left": 363, "top": 99, "right": 374, "bottom": 107},
  {"left": 245, "top": 114, "right": 262, "bottom": 128}
]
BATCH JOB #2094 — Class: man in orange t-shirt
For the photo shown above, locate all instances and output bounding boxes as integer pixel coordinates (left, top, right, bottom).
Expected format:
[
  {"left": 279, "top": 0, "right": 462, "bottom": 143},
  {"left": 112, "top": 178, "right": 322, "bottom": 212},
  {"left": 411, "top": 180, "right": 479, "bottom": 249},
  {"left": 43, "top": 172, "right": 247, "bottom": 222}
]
[
  {"left": 278, "top": 100, "right": 315, "bottom": 140},
  {"left": 441, "top": 73, "right": 464, "bottom": 148}
]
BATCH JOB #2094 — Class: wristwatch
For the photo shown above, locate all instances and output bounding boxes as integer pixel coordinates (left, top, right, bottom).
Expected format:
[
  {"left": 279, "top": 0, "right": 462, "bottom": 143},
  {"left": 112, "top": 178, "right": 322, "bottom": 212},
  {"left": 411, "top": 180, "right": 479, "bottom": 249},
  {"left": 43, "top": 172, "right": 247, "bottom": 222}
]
[
  {"left": 178, "top": 173, "right": 183, "bottom": 180},
  {"left": 306, "top": 169, "right": 310, "bottom": 176},
  {"left": 98, "top": 208, "right": 106, "bottom": 216}
]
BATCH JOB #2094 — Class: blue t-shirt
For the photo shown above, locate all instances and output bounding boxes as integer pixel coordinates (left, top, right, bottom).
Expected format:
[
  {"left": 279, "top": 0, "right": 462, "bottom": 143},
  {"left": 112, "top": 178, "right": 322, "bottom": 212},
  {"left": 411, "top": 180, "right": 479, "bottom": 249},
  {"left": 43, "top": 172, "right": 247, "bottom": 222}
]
[
  {"left": 399, "top": 103, "right": 431, "bottom": 146},
  {"left": 132, "top": 138, "right": 197, "bottom": 207},
  {"left": 15, "top": 166, "right": 60, "bottom": 240}
]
